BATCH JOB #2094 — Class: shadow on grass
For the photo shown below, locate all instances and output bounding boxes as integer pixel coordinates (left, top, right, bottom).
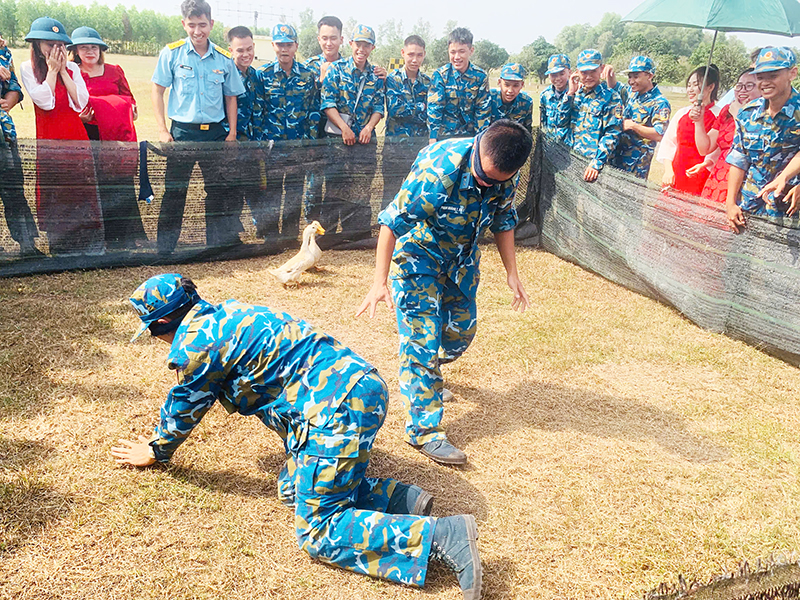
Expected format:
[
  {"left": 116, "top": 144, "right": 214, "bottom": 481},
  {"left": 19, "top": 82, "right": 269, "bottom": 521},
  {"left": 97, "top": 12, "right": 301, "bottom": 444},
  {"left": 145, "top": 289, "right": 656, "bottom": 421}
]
[
  {"left": 0, "top": 436, "right": 72, "bottom": 556},
  {"left": 447, "top": 379, "right": 728, "bottom": 463}
]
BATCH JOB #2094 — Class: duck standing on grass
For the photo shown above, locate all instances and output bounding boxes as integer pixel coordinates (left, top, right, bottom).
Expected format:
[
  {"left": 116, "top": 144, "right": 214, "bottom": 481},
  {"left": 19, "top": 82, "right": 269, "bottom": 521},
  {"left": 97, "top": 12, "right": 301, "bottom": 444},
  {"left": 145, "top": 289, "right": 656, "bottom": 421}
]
[{"left": 269, "top": 221, "right": 326, "bottom": 287}]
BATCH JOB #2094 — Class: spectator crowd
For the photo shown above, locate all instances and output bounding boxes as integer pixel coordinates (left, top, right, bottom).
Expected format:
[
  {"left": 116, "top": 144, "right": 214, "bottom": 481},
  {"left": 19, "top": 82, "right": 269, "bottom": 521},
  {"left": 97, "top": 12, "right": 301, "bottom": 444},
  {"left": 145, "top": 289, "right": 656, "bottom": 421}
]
[{"left": 0, "top": 0, "right": 798, "bottom": 257}]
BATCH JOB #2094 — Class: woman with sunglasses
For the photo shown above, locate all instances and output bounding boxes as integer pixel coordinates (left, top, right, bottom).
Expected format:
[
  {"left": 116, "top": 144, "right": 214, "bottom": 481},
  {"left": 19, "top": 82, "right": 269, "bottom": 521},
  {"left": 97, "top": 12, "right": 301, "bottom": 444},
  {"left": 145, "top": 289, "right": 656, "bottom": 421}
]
[{"left": 697, "top": 68, "right": 762, "bottom": 203}]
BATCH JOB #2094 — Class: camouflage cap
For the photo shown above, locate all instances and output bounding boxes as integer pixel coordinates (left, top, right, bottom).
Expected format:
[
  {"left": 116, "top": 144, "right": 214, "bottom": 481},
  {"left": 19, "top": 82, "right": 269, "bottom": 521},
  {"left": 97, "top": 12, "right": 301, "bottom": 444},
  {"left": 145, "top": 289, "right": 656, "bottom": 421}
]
[
  {"left": 624, "top": 55, "right": 655, "bottom": 75},
  {"left": 129, "top": 273, "right": 199, "bottom": 342},
  {"left": 545, "top": 53, "right": 570, "bottom": 75},
  {"left": 271, "top": 23, "right": 297, "bottom": 44},
  {"left": 352, "top": 24, "right": 375, "bottom": 45},
  {"left": 576, "top": 48, "right": 603, "bottom": 71},
  {"left": 752, "top": 47, "right": 796, "bottom": 74},
  {"left": 500, "top": 63, "right": 526, "bottom": 81}
]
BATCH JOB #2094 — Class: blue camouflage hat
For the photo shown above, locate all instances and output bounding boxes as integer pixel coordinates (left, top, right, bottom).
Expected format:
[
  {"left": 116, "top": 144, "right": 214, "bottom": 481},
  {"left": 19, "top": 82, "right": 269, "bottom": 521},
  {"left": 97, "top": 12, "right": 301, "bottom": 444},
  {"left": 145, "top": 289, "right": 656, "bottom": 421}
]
[
  {"left": 352, "top": 24, "right": 375, "bottom": 45},
  {"left": 24, "top": 17, "right": 72, "bottom": 44},
  {"left": 545, "top": 53, "right": 570, "bottom": 75},
  {"left": 67, "top": 26, "right": 108, "bottom": 51},
  {"left": 576, "top": 48, "right": 603, "bottom": 71},
  {"left": 129, "top": 273, "right": 200, "bottom": 342},
  {"left": 625, "top": 55, "right": 655, "bottom": 74},
  {"left": 271, "top": 23, "right": 297, "bottom": 44},
  {"left": 752, "top": 47, "right": 796, "bottom": 74},
  {"left": 500, "top": 63, "right": 526, "bottom": 81}
]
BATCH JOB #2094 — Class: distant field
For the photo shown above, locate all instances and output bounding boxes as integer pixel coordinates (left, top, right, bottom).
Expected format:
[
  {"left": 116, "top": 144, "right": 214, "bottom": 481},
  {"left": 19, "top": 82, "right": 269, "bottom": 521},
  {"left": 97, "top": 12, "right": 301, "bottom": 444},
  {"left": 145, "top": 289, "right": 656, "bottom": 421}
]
[{"left": 7, "top": 49, "right": 690, "bottom": 184}]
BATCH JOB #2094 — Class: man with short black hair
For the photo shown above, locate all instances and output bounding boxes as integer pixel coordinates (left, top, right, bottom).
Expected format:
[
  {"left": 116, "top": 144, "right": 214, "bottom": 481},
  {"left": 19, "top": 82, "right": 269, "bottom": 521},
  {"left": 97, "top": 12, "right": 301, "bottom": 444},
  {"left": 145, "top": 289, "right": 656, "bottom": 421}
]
[
  {"left": 357, "top": 120, "right": 532, "bottom": 466},
  {"left": 539, "top": 53, "right": 571, "bottom": 142},
  {"left": 226, "top": 25, "right": 263, "bottom": 141},
  {"left": 151, "top": 0, "right": 245, "bottom": 253},
  {"left": 491, "top": 63, "right": 533, "bottom": 132},
  {"left": 427, "top": 27, "right": 492, "bottom": 144}
]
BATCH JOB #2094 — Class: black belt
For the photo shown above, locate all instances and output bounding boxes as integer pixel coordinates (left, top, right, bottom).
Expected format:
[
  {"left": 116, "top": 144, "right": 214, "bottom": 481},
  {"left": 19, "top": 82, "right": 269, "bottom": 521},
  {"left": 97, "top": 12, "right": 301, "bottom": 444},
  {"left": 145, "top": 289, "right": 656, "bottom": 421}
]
[{"left": 172, "top": 121, "right": 223, "bottom": 131}]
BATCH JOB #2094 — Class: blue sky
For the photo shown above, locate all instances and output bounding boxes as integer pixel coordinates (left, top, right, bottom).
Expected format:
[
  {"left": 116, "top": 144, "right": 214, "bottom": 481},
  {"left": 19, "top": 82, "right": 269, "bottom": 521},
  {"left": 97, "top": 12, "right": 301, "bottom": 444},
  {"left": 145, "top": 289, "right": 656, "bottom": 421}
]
[{"left": 87, "top": 0, "right": 798, "bottom": 54}]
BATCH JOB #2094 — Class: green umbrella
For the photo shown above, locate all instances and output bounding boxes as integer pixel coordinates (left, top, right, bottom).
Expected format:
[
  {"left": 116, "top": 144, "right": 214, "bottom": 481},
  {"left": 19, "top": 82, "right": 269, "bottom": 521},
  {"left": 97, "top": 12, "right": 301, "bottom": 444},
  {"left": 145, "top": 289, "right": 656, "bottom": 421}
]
[{"left": 622, "top": 0, "right": 800, "bottom": 101}]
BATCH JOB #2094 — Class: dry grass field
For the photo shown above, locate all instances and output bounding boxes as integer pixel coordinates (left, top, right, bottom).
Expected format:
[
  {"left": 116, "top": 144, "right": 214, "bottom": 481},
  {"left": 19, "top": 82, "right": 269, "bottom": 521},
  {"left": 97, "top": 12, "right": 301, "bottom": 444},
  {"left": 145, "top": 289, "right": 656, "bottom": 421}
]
[{"left": 2, "top": 247, "right": 800, "bottom": 600}]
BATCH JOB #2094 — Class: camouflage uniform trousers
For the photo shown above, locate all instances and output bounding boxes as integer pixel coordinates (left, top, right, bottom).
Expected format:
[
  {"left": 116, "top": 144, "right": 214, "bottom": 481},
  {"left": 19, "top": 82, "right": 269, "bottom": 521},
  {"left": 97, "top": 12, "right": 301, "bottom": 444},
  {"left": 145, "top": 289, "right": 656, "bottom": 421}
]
[
  {"left": 391, "top": 273, "right": 477, "bottom": 446},
  {"left": 276, "top": 370, "right": 435, "bottom": 585}
]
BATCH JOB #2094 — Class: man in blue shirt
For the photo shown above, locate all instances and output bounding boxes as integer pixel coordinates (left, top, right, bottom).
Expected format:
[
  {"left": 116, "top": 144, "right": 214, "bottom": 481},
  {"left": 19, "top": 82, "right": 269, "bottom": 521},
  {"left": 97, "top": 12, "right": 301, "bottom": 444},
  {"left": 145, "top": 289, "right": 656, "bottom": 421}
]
[
  {"left": 609, "top": 56, "right": 671, "bottom": 179},
  {"left": 540, "top": 54, "right": 571, "bottom": 143},
  {"left": 490, "top": 63, "right": 533, "bottom": 132},
  {"left": 151, "top": 0, "right": 245, "bottom": 254},
  {"left": 0, "top": 35, "right": 39, "bottom": 256},
  {"left": 727, "top": 47, "right": 800, "bottom": 231},
  {"left": 383, "top": 35, "right": 430, "bottom": 209},
  {"left": 427, "top": 28, "right": 492, "bottom": 143},
  {"left": 556, "top": 49, "right": 623, "bottom": 182},
  {"left": 113, "top": 273, "right": 483, "bottom": 600},
  {"left": 320, "top": 24, "right": 385, "bottom": 239},
  {"left": 258, "top": 23, "right": 321, "bottom": 239},
  {"left": 357, "top": 120, "right": 532, "bottom": 466}
]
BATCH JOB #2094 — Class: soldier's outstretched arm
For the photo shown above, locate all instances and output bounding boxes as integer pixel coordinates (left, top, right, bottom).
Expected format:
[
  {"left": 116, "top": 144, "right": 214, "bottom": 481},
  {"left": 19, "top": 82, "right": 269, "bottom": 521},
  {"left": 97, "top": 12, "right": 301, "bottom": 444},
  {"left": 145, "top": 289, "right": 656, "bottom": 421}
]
[
  {"left": 111, "top": 435, "right": 157, "bottom": 468},
  {"left": 356, "top": 225, "right": 396, "bottom": 318},
  {"left": 495, "top": 229, "right": 529, "bottom": 312}
]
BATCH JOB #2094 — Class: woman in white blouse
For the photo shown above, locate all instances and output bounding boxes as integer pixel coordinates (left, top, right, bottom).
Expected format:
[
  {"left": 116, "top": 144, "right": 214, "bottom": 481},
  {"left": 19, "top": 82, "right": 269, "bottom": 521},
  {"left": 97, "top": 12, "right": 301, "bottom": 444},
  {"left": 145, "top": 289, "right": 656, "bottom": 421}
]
[{"left": 19, "top": 17, "right": 102, "bottom": 254}]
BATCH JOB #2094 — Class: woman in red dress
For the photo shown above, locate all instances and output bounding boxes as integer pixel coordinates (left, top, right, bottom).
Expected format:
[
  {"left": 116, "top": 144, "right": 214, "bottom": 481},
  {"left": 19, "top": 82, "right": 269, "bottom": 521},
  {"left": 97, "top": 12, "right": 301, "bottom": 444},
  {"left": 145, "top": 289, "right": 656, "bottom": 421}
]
[
  {"left": 657, "top": 65, "right": 721, "bottom": 196},
  {"left": 19, "top": 17, "right": 102, "bottom": 254},
  {"left": 70, "top": 26, "right": 145, "bottom": 250},
  {"left": 697, "top": 68, "right": 761, "bottom": 203}
]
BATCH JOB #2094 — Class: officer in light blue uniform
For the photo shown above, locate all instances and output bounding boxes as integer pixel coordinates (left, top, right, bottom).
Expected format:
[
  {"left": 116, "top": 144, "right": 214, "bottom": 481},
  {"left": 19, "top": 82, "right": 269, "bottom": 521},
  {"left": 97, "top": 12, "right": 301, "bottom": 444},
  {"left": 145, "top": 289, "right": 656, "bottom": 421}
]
[
  {"left": 610, "top": 56, "right": 671, "bottom": 179},
  {"left": 151, "top": 0, "right": 246, "bottom": 253},
  {"left": 490, "top": 63, "right": 533, "bottom": 132},
  {"left": 556, "top": 48, "right": 623, "bottom": 182},
  {"left": 727, "top": 47, "right": 800, "bottom": 230},
  {"left": 539, "top": 54, "right": 571, "bottom": 143},
  {"left": 113, "top": 273, "right": 483, "bottom": 600}
]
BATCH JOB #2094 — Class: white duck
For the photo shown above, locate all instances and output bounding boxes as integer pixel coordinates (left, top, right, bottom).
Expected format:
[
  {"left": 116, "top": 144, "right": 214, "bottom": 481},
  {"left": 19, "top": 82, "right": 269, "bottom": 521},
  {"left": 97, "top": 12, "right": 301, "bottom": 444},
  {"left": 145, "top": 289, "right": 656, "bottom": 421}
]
[{"left": 269, "top": 221, "right": 326, "bottom": 287}]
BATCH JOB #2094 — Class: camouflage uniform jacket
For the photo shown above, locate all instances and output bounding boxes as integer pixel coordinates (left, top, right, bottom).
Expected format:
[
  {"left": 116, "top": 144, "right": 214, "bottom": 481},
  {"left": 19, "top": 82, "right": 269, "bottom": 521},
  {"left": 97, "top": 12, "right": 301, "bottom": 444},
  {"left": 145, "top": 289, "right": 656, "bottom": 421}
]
[
  {"left": 490, "top": 89, "right": 533, "bottom": 132},
  {"left": 556, "top": 81, "right": 623, "bottom": 171},
  {"left": 377, "top": 137, "right": 518, "bottom": 296},
  {"left": 610, "top": 84, "right": 671, "bottom": 179},
  {"left": 320, "top": 57, "right": 385, "bottom": 135},
  {"left": 384, "top": 68, "right": 430, "bottom": 137},
  {"left": 427, "top": 62, "right": 491, "bottom": 140},
  {"left": 258, "top": 59, "right": 320, "bottom": 140},
  {"left": 727, "top": 88, "right": 800, "bottom": 216},
  {"left": 302, "top": 52, "right": 341, "bottom": 78},
  {"left": 228, "top": 65, "right": 265, "bottom": 140},
  {"left": 0, "top": 47, "right": 23, "bottom": 142},
  {"left": 150, "top": 299, "right": 376, "bottom": 462},
  {"left": 539, "top": 85, "right": 569, "bottom": 143}
]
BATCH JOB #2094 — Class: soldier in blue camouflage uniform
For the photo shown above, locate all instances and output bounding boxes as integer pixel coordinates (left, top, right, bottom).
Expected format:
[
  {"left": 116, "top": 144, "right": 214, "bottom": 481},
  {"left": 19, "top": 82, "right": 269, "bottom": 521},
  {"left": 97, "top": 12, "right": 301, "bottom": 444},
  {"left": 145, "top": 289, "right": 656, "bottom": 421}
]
[
  {"left": 609, "top": 56, "right": 671, "bottom": 179},
  {"left": 357, "top": 120, "right": 532, "bottom": 466},
  {"left": 320, "top": 24, "right": 385, "bottom": 238},
  {"left": 727, "top": 47, "right": 800, "bottom": 232},
  {"left": 540, "top": 54, "right": 571, "bottom": 143},
  {"left": 0, "top": 36, "right": 39, "bottom": 255},
  {"left": 555, "top": 49, "right": 623, "bottom": 182},
  {"left": 383, "top": 35, "right": 430, "bottom": 209},
  {"left": 490, "top": 63, "right": 533, "bottom": 132},
  {"left": 427, "top": 27, "right": 492, "bottom": 143},
  {"left": 113, "top": 274, "right": 483, "bottom": 600},
  {"left": 257, "top": 24, "right": 321, "bottom": 238}
]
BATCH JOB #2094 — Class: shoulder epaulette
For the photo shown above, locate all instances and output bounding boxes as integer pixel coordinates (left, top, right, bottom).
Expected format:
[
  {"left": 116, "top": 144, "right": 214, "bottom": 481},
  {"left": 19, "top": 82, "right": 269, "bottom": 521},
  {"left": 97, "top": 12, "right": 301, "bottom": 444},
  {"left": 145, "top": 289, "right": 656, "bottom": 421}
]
[
  {"left": 213, "top": 44, "right": 232, "bottom": 58},
  {"left": 167, "top": 39, "right": 187, "bottom": 50}
]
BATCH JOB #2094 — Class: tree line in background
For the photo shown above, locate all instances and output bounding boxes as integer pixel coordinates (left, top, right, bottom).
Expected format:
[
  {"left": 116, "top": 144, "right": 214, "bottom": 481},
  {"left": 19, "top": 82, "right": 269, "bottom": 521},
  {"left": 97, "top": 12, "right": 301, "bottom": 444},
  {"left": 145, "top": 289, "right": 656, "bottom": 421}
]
[{"left": 1, "top": 1, "right": 797, "bottom": 91}]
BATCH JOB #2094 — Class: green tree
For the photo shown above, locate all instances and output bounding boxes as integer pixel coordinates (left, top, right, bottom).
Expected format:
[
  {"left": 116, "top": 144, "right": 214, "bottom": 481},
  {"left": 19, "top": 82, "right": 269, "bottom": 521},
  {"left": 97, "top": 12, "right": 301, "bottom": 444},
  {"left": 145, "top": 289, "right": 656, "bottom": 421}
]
[
  {"left": 296, "top": 8, "right": 318, "bottom": 61},
  {"left": 512, "top": 36, "right": 558, "bottom": 83},
  {"left": 472, "top": 39, "right": 508, "bottom": 71}
]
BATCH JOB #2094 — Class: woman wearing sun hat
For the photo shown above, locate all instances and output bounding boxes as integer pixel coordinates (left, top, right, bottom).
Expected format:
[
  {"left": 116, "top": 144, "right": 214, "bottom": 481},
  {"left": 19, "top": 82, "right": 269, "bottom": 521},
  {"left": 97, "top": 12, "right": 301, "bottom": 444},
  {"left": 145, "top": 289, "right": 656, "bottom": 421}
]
[
  {"left": 69, "top": 25, "right": 145, "bottom": 250},
  {"left": 19, "top": 17, "right": 102, "bottom": 254}
]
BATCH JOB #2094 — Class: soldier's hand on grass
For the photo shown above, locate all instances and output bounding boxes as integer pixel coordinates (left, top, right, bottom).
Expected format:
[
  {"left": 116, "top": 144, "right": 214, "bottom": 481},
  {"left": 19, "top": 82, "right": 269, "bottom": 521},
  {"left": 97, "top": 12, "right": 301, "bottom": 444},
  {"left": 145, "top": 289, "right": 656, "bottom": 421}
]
[
  {"left": 111, "top": 436, "right": 157, "bottom": 468},
  {"left": 355, "top": 282, "right": 394, "bottom": 319},
  {"left": 584, "top": 165, "right": 599, "bottom": 182},
  {"left": 507, "top": 274, "right": 529, "bottom": 312},
  {"left": 726, "top": 202, "right": 746, "bottom": 233},
  {"left": 342, "top": 124, "right": 356, "bottom": 145}
]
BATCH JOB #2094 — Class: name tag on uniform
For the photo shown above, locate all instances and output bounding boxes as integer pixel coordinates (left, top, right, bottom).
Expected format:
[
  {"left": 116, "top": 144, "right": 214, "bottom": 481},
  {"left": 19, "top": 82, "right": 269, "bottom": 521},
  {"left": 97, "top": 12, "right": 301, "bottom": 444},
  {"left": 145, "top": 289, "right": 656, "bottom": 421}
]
[
  {"left": 200, "top": 124, "right": 210, "bottom": 130},
  {"left": 179, "top": 64, "right": 193, "bottom": 70}
]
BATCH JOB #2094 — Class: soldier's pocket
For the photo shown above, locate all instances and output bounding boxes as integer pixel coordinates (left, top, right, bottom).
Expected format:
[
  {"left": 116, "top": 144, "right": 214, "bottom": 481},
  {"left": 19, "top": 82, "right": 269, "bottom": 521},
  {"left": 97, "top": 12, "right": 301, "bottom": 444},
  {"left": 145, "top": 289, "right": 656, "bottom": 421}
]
[
  {"left": 207, "top": 74, "right": 224, "bottom": 105},
  {"left": 175, "top": 69, "right": 196, "bottom": 96}
]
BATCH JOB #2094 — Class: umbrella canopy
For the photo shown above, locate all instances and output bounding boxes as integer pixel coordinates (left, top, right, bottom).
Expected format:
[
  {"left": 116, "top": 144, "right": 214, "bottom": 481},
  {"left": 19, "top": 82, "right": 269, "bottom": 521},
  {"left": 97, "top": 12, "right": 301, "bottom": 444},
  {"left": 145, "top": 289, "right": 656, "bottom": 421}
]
[{"left": 622, "top": 0, "right": 800, "bottom": 36}]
